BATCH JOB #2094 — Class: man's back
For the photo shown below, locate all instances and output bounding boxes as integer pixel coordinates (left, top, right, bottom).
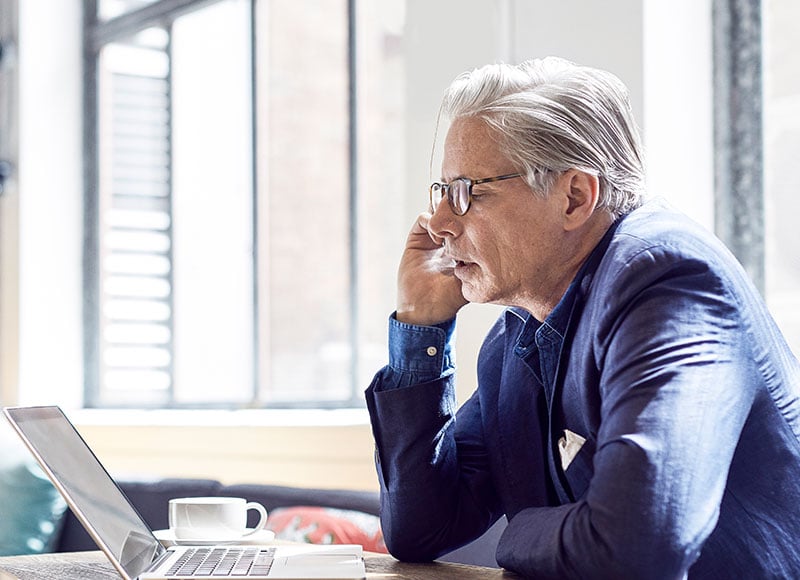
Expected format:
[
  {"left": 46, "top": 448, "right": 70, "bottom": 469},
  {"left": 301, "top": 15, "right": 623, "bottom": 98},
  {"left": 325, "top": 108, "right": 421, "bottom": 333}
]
[{"left": 551, "top": 197, "right": 800, "bottom": 576}]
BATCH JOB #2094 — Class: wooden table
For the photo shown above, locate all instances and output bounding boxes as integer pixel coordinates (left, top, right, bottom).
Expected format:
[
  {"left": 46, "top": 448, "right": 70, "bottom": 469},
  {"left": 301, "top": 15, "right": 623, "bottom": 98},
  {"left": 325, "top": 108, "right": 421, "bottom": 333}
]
[{"left": 0, "top": 550, "right": 521, "bottom": 579}]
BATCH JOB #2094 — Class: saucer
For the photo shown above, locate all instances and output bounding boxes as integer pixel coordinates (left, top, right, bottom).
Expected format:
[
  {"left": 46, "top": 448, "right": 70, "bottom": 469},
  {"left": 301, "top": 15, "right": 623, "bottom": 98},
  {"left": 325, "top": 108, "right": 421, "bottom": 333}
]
[{"left": 153, "top": 528, "right": 276, "bottom": 547}]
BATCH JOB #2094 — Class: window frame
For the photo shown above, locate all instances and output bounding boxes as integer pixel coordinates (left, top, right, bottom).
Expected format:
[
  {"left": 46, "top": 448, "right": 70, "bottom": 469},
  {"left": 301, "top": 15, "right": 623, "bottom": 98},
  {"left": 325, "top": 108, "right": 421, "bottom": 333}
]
[
  {"left": 712, "top": 0, "right": 765, "bottom": 293},
  {"left": 82, "top": 0, "right": 363, "bottom": 409}
]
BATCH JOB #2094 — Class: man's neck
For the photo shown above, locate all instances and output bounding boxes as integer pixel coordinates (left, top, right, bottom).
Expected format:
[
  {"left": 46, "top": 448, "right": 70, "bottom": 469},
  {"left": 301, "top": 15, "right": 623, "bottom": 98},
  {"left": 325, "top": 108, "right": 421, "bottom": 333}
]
[{"left": 515, "top": 212, "right": 615, "bottom": 321}]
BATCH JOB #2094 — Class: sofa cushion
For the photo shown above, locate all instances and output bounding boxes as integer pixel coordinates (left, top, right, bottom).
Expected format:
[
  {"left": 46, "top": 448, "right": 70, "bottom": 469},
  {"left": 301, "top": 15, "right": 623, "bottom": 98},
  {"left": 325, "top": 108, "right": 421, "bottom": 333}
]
[
  {"left": 220, "top": 484, "right": 380, "bottom": 518},
  {"left": 266, "top": 506, "right": 387, "bottom": 553},
  {"left": 0, "top": 424, "right": 68, "bottom": 556}
]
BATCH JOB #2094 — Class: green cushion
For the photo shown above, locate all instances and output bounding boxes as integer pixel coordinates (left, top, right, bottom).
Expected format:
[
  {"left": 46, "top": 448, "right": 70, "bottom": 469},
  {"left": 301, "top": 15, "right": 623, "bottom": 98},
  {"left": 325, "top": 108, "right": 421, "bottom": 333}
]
[{"left": 0, "top": 426, "right": 67, "bottom": 555}]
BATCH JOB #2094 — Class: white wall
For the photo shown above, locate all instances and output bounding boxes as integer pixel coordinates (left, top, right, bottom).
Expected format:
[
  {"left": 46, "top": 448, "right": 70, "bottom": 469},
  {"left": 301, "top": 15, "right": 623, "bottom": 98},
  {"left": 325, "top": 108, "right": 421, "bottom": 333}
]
[
  {"left": 643, "top": 0, "right": 714, "bottom": 229},
  {"left": 16, "top": 0, "right": 84, "bottom": 407}
]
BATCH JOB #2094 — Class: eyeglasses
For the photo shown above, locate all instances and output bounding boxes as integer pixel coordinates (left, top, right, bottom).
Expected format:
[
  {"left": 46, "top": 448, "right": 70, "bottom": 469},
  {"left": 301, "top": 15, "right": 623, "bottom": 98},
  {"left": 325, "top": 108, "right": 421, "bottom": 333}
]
[{"left": 429, "top": 173, "right": 522, "bottom": 216}]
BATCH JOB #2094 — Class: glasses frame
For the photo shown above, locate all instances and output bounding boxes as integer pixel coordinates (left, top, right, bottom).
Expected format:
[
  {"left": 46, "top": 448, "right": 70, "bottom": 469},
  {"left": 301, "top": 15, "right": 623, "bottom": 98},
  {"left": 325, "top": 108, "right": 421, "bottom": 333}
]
[{"left": 429, "top": 173, "right": 522, "bottom": 216}]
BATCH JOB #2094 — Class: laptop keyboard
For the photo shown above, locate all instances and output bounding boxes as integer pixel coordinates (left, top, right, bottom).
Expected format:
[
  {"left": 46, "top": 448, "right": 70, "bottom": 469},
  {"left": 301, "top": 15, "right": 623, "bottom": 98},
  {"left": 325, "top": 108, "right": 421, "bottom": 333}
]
[{"left": 166, "top": 547, "right": 275, "bottom": 577}]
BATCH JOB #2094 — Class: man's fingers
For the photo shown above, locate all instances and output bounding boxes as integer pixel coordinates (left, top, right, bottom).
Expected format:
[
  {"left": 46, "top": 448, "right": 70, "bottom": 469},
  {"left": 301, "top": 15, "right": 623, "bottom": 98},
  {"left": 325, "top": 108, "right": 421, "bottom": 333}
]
[{"left": 417, "top": 212, "right": 445, "bottom": 247}]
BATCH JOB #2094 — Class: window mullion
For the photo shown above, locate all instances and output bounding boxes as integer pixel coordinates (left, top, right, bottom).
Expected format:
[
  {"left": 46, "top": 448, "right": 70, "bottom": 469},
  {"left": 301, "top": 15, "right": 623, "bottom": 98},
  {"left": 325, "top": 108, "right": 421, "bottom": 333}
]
[
  {"left": 164, "top": 22, "right": 176, "bottom": 405},
  {"left": 347, "top": 0, "right": 360, "bottom": 405},
  {"left": 83, "top": 0, "right": 101, "bottom": 406},
  {"left": 712, "top": 0, "right": 764, "bottom": 293}
]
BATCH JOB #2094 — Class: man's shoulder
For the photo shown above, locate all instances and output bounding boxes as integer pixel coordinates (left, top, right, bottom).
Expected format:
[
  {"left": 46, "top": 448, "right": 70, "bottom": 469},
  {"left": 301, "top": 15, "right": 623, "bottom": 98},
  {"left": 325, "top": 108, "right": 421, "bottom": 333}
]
[
  {"left": 574, "top": 196, "right": 752, "bottom": 317},
  {"left": 616, "top": 197, "right": 717, "bottom": 248},
  {"left": 602, "top": 197, "right": 733, "bottom": 271}
]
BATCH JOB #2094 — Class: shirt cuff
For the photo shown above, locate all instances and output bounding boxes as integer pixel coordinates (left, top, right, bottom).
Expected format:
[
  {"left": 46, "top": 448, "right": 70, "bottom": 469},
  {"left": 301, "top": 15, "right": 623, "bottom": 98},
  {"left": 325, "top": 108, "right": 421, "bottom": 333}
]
[{"left": 388, "top": 312, "right": 456, "bottom": 379}]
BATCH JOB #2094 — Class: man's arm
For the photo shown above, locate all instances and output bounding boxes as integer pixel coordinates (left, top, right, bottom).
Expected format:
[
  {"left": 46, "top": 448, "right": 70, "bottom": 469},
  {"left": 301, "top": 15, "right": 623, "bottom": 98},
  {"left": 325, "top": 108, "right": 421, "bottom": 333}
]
[{"left": 365, "top": 315, "right": 502, "bottom": 562}]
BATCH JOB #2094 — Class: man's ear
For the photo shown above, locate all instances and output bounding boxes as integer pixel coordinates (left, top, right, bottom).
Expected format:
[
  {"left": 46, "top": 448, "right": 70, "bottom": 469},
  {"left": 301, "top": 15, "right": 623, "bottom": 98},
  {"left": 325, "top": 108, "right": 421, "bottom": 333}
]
[{"left": 563, "top": 170, "right": 600, "bottom": 231}]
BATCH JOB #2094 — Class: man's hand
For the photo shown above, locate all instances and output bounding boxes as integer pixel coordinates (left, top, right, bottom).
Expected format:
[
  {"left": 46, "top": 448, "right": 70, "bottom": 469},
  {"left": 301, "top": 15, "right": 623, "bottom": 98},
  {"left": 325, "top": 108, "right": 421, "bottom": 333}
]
[{"left": 396, "top": 212, "right": 468, "bottom": 326}]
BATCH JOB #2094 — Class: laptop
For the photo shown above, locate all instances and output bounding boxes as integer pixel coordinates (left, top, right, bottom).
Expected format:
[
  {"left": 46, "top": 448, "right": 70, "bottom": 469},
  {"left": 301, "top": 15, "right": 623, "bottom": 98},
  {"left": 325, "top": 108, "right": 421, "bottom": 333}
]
[{"left": 3, "top": 405, "right": 366, "bottom": 580}]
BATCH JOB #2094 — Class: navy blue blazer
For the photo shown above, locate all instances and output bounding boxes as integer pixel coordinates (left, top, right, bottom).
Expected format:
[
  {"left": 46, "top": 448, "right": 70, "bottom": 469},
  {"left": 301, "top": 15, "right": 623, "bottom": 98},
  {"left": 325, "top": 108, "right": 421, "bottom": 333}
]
[{"left": 366, "top": 199, "right": 800, "bottom": 579}]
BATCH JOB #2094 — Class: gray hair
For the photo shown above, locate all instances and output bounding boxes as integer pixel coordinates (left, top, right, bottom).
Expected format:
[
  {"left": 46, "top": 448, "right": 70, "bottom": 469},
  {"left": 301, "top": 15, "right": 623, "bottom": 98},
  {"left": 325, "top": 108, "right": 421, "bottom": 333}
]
[{"left": 437, "top": 57, "right": 646, "bottom": 219}]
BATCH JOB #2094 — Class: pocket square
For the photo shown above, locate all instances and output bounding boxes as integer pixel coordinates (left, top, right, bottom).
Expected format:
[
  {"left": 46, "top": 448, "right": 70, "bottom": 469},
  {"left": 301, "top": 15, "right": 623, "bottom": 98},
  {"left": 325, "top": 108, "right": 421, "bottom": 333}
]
[{"left": 558, "top": 429, "right": 587, "bottom": 471}]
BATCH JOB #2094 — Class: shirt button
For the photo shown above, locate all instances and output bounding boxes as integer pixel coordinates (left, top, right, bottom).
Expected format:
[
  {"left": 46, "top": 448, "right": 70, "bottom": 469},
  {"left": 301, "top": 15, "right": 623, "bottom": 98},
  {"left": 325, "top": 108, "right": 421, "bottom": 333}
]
[{"left": 426, "top": 346, "right": 438, "bottom": 357}]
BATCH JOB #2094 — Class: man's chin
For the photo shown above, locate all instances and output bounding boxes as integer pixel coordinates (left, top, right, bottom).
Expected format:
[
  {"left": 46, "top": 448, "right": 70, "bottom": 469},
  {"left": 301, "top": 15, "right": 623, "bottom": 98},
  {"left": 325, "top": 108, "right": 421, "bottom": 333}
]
[
  {"left": 455, "top": 268, "right": 495, "bottom": 304},
  {"left": 460, "top": 284, "right": 491, "bottom": 305}
]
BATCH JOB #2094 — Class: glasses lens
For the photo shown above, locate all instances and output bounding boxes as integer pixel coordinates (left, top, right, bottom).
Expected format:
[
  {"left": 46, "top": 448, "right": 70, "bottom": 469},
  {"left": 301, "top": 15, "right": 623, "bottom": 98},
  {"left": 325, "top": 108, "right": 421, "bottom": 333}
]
[
  {"left": 430, "top": 183, "right": 444, "bottom": 211},
  {"left": 451, "top": 179, "right": 470, "bottom": 215}
]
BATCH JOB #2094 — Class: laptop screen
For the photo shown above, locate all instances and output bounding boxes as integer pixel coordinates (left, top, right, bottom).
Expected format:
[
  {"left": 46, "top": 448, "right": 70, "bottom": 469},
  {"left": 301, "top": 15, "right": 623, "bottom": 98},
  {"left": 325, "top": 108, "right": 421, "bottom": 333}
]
[{"left": 4, "top": 406, "right": 164, "bottom": 579}]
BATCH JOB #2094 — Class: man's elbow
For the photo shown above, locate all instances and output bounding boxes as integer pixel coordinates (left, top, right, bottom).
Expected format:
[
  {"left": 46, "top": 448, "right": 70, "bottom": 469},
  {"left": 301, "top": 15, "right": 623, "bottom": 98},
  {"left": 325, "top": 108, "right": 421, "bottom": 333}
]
[{"left": 382, "top": 532, "right": 441, "bottom": 563}]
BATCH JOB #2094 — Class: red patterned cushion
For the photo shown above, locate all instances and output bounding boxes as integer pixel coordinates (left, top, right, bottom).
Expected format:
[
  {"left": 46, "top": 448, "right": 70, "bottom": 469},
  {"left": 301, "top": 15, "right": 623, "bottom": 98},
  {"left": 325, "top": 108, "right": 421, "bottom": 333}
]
[{"left": 265, "top": 506, "right": 387, "bottom": 553}]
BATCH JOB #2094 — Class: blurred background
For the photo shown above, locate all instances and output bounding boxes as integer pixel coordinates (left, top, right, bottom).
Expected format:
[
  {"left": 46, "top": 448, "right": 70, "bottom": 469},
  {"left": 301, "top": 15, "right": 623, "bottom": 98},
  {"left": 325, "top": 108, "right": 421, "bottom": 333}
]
[{"left": 0, "top": 0, "right": 797, "bottom": 491}]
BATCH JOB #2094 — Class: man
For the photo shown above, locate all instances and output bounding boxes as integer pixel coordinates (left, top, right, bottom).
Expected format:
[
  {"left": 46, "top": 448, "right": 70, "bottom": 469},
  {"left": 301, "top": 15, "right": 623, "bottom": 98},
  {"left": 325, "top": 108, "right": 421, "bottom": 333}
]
[{"left": 365, "top": 57, "right": 800, "bottom": 579}]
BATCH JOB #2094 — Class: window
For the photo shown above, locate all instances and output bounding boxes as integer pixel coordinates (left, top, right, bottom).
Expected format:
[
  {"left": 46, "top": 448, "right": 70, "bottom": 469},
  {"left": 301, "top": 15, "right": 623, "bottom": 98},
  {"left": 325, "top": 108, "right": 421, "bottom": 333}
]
[
  {"left": 713, "top": 0, "right": 800, "bottom": 357},
  {"left": 85, "top": 0, "right": 405, "bottom": 408},
  {"left": 763, "top": 0, "right": 800, "bottom": 356}
]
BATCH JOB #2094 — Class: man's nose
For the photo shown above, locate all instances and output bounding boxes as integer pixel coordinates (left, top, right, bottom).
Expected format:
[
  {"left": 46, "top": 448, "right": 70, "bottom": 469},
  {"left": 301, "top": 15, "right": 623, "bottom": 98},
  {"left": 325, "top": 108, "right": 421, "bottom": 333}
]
[{"left": 428, "top": 198, "right": 459, "bottom": 239}]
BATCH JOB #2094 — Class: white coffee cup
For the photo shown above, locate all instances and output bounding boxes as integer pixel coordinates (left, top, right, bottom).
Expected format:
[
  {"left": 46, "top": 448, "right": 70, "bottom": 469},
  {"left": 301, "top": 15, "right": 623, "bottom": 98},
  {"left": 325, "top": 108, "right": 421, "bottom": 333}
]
[{"left": 168, "top": 497, "right": 268, "bottom": 541}]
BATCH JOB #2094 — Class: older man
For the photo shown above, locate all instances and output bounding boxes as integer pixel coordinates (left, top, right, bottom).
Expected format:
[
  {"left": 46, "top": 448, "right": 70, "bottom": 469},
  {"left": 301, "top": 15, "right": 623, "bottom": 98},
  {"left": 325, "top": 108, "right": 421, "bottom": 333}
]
[{"left": 365, "top": 57, "right": 800, "bottom": 579}]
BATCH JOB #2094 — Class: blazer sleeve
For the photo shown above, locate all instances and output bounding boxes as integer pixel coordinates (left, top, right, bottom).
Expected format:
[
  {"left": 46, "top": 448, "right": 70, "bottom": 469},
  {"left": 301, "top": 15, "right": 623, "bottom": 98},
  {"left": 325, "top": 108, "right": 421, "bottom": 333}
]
[{"left": 365, "top": 365, "right": 502, "bottom": 562}]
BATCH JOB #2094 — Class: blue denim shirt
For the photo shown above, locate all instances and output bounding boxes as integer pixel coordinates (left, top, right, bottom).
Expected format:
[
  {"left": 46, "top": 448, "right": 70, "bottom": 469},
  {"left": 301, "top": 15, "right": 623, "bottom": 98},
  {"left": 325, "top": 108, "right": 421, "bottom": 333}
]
[{"left": 365, "top": 198, "right": 800, "bottom": 579}]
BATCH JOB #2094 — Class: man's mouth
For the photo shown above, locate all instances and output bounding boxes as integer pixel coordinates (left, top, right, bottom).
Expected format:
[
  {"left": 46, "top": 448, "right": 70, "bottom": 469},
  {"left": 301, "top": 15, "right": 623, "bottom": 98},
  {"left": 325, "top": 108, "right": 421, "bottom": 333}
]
[{"left": 443, "top": 248, "right": 475, "bottom": 273}]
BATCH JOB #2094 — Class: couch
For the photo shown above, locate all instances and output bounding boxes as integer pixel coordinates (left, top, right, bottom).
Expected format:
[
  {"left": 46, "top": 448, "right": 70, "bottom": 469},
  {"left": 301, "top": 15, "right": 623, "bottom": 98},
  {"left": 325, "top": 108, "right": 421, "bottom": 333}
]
[{"left": 53, "top": 477, "right": 506, "bottom": 568}]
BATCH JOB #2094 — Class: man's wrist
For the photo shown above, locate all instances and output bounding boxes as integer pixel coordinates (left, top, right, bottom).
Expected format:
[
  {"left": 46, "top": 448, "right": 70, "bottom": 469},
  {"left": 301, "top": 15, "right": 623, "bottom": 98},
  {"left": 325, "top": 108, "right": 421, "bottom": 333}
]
[
  {"left": 395, "top": 307, "right": 454, "bottom": 327},
  {"left": 388, "top": 313, "right": 456, "bottom": 377}
]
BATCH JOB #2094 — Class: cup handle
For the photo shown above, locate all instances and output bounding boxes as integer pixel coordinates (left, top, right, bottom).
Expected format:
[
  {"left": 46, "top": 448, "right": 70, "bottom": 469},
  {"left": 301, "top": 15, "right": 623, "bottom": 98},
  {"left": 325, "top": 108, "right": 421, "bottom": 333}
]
[{"left": 241, "top": 502, "right": 268, "bottom": 536}]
